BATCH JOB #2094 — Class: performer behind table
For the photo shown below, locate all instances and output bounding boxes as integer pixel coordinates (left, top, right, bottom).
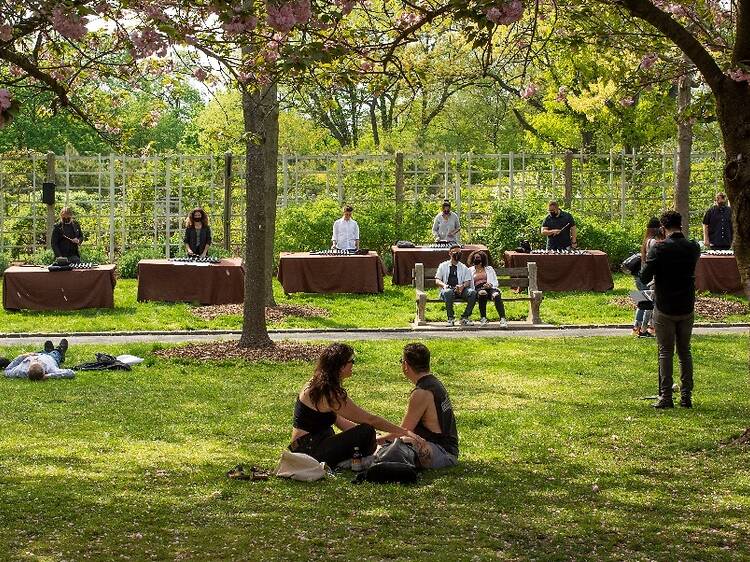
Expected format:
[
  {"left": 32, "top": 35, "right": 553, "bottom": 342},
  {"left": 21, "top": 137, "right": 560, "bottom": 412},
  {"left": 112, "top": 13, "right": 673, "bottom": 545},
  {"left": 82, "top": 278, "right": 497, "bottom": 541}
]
[
  {"left": 51, "top": 207, "right": 84, "bottom": 262},
  {"left": 183, "top": 207, "right": 212, "bottom": 257},
  {"left": 331, "top": 205, "right": 360, "bottom": 251},
  {"left": 432, "top": 200, "right": 461, "bottom": 243},
  {"left": 541, "top": 200, "right": 577, "bottom": 250},
  {"left": 702, "top": 192, "right": 733, "bottom": 250}
]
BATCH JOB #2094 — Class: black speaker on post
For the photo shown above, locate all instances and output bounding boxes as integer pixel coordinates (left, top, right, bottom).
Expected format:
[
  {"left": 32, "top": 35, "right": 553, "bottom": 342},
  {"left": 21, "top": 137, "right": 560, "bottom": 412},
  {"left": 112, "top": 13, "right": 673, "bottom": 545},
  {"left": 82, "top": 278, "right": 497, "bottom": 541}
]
[{"left": 42, "top": 182, "right": 56, "bottom": 205}]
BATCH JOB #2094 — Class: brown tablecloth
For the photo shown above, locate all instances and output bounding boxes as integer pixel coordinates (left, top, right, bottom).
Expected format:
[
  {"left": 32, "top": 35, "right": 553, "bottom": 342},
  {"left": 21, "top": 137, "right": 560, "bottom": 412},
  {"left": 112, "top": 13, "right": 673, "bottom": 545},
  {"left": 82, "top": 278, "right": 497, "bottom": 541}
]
[
  {"left": 137, "top": 258, "right": 244, "bottom": 304},
  {"left": 503, "top": 250, "right": 614, "bottom": 292},
  {"left": 391, "top": 244, "right": 489, "bottom": 285},
  {"left": 278, "top": 252, "right": 386, "bottom": 293},
  {"left": 3, "top": 265, "right": 116, "bottom": 310},
  {"left": 695, "top": 254, "right": 743, "bottom": 294}
]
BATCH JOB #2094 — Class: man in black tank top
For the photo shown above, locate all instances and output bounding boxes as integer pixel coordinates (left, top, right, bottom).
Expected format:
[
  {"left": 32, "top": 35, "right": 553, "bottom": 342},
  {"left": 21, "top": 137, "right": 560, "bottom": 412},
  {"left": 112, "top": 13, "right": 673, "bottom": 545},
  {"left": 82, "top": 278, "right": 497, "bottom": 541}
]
[{"left": 379, "top": 343, "right": 458, "bottom": 468}]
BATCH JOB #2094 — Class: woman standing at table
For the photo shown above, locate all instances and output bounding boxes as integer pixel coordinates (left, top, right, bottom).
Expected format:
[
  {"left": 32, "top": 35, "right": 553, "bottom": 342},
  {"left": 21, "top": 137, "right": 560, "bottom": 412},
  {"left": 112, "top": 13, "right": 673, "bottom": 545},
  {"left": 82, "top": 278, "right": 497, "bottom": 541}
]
[{"left": 184, "top": 207, "right": 212, "bottom": 257}]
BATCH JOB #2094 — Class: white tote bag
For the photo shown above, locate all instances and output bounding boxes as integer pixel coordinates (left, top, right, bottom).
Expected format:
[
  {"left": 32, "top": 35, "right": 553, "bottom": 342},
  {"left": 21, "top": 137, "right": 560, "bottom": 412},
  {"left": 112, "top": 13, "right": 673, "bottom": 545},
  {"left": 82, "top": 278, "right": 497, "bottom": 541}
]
[{"left": 275, "top": 450, "right": 328, "bottom": 482}]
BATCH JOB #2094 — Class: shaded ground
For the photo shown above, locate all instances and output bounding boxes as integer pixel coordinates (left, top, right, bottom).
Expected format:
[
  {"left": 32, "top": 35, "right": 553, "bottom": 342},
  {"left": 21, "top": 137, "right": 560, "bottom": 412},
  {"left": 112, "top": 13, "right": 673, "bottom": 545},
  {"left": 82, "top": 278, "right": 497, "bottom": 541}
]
[
  {"left": 610, "top": 295, "right": 748, "bottom": 320},
  {"left": 153, "top": 340, "right": 325, "bottom": 362},
  {"left": 191, "top": 303, "right": 329, "bottom": 322}
]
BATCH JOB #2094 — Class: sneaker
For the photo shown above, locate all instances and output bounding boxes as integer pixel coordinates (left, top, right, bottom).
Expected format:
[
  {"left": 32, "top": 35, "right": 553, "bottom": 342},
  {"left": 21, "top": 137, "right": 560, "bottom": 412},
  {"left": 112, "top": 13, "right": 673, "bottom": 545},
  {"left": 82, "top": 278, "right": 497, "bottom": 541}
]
[
  {"left": 58, "top": 338, "right": 69, "bottom": 355},
  {"left": 499, "top": 318, "right": 508, "bottom": 328},
  {"left": 638, "top": 331, "right": 655, "bottom": 338},
  {"left": 460, "top": 318, "right": 473, "bottom": 326},
  {"left": 447, "top": 319, "right": 455, "bottom": 327},
  {"left": 631, "top": 327, "right": 641, "bottom": 337},
  {"left": 480, "top": 317, "right": 488, "bottom": 325},
  {"left": 651, "top": 397, "right": 674, "bottom": 409},
  {"left": 43, "top": 340, "right": 54, "bottom": 353},
  {"left": 680, "top": 395, "right": 692, "bottom": 408}
]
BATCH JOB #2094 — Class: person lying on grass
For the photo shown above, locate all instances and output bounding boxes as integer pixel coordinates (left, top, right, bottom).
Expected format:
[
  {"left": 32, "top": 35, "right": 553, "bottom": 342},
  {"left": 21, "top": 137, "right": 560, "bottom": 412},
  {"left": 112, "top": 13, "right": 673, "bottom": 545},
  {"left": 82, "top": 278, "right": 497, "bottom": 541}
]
[
  {"left": 289, "top": 342, "right": 420, "bottom": 467},
  {"left": 377, "top": 343, "right": 459, "bottom": 469},
  {"left": 3, "top": 339, "right": 74, "bottom": 380}
]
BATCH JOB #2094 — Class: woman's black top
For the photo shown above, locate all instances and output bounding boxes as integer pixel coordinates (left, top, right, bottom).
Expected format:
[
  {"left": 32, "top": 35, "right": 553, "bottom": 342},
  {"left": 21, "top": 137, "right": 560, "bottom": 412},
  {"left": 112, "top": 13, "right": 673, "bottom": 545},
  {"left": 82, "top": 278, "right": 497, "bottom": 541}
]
[
  {"left": 51, "top": 220, "right": 84, "bottom": 258},
  {"left": 293, "top": 398, "right": 337, "bottom": 433},
  {"left": 184, "top": 225, "right": 212, "bottom": 255}
]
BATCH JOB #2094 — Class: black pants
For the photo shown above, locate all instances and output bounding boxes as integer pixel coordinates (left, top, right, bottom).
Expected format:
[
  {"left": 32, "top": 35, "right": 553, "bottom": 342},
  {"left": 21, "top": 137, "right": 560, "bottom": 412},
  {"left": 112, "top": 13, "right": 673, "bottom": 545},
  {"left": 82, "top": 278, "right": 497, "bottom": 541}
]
[
  {"left": 289, "top": 424, "right": 376, "bottom": 467},
  {"left": 477, "top": 288, "right": 506, "bottom": 318}
]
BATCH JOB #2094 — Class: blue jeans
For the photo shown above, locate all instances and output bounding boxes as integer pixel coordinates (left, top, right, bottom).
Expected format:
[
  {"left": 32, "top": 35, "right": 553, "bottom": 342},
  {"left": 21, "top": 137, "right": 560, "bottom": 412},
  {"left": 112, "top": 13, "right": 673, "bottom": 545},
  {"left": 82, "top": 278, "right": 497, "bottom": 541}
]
[
  {"left": 633, "top": 275, "right": 653, "bottom": 329},
  {"left": 440, "top": 287, "right": 477, "bottom": 320},
  {"left": 41, "top": 350, "right": 63, "bottom": 366}
]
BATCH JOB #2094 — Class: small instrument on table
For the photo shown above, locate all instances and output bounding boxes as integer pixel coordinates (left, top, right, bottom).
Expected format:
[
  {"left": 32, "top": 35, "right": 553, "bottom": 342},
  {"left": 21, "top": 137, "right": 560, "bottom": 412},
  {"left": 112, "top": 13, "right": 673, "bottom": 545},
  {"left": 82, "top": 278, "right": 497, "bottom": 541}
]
[
  {"left": 530, "top": 249, "right": 589, "bottom": 255},
  {"left": 170, "top": 256, "right": 221, "bottom": 264},
  {"left": 703, "top": 249, "right": 734, "bottom": 255},
  {"left": 423, "top": 242, "right": 462, "bottom": 250},
  {"left": 309, "top": 249, "right": 369, "bottom": 256},
  {"left": 69, "top": 262, "right": 100, "bottom": 269}
]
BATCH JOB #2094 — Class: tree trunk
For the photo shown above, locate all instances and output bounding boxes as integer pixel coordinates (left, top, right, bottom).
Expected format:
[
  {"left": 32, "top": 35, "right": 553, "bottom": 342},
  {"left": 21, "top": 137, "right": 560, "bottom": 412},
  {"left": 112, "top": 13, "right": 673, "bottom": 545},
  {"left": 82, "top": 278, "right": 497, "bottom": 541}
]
[
  {"left": 264, "top": 83, "right": 279, "bottom": 308},
  {"left": 369, "top": 98, "right": 380, "bottom": 147},
  {"left": 716, "top": 83, "right": 750, "bottom": 300},
  {"left": 674, "top": 70, "right": 693, "bottom": 234},
  {"left": 239, "top": 84, "right": 275, "bottom": 348}
]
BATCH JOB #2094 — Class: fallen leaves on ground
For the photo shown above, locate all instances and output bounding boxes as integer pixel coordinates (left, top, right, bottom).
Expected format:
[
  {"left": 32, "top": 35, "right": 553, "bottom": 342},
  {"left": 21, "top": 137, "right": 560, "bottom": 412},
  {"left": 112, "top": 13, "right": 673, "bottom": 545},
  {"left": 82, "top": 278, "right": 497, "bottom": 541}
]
[
  {"left": 154, "top": 340, "right": 326, "bottom": 362},
  {"left": 610, "top": 296, "right": 747, "bottom": 321},
  {"left": 190, "top": 303, "right": 329, "bottom": 321}
]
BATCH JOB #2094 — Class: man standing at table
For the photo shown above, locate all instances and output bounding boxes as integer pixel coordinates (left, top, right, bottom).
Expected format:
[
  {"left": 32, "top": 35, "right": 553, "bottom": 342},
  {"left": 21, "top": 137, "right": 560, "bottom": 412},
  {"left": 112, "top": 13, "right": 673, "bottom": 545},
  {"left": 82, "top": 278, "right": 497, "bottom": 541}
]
[
  {"left": 640, "top": 210, "right": 700, "bottom": 409},
  {"left": 541, "top": 201, "right": 577, "bottom": 250},
  {"left": 702, "top": 192, "right": 733, "bottom": 250},
  {"left": 331, "top": 205, "right": 359, "bottom": 251},
  {"left": 432, "top": 200, "right": 461, "bottom": 243},
  {"left": 51, "top": 206, "right": 84, "bottom": 262}
]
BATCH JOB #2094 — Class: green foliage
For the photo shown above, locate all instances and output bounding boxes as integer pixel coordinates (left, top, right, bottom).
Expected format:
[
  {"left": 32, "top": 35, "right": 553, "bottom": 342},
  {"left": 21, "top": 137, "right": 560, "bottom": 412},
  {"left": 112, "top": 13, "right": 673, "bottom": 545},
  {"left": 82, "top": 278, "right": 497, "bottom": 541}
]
[
  {"left": 575, "top": 216, "right": 641, "bottom": 268},
  {"left": 26, "top": 246, "right": 109, "bottom": 266},
  {"left": 0, "top": 253, "right": 9, "bottom": 275},
  {"left": 275, "top": 199, "right": 341, "bottom": 256},
  {"left": 118, "top": 246, "right": 164, "bottom": 279},
  {"left": 27, "top": 248, "right": 55, "bottom": 265}
]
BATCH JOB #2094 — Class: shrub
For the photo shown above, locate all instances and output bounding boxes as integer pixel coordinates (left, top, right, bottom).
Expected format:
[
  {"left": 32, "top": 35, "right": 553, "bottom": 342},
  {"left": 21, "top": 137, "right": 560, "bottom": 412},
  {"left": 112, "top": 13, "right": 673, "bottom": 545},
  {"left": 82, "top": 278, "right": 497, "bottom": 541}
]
[
  {"left": 0, "top": 253, "right": 9, "bottom": 275},
  {"left": 27, "top": 248, "right": 55, "bottom": 265},
  {"left": 576, "top": 217, "right": 641, "bottom": 269},
  {"left": 118, "top": 246, "right": 164, "bottom": 279}
]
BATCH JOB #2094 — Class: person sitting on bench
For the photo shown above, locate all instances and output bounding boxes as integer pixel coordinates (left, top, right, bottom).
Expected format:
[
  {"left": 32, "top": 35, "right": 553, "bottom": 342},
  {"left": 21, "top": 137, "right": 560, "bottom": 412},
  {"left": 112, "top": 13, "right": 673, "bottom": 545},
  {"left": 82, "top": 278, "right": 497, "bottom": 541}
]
[
  {"left": 468, "top": 249, "right": 508, "bottom": 327},
  {"left": 4, "top": 339, "right": 73, "bottom": 380},
  {"left": 377, "top": 343, "right": 459, "bottom": 469},
  {"left": 288, "top": 342, "right": 417, "bottom": 467},
  {"left": 435, "top": 244, "right": 477, "bottom": 326}
]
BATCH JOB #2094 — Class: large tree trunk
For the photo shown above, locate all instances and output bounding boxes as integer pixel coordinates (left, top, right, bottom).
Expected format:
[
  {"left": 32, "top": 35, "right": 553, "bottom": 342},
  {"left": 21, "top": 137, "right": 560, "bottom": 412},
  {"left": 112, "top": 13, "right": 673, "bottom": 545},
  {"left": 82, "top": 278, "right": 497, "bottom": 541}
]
[
  {"left": 716, "top": 83, "right": 750, "bottom": 300},
  {"left": 239, "top": 84, "right": 275, "bottom": 348},
  {"left": 264, "top": 83, "right": 279, "bottom": 308},
  {"left": 675, "top": 70, "right": 692, "bottom": 234}
]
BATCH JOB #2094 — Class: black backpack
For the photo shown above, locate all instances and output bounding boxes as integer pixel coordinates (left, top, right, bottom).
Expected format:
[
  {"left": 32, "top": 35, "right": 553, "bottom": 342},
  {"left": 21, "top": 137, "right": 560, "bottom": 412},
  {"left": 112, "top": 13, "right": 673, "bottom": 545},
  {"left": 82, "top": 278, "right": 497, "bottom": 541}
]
[{"left": 353, "top": 438, "right": 420, "bottom": 484}]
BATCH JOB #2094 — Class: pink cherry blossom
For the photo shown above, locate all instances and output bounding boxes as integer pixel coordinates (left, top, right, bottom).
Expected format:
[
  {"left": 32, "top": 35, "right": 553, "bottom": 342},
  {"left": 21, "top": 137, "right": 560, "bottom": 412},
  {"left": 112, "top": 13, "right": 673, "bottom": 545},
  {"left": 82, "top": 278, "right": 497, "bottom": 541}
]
[
  {"left": 193, "top": 68, "right": 208, "bottom": 81},
  {"left": 291, "top": 0, "right": 312, "bottom": 24},
  {"left": 51, "top": 7, "right": 89, "bottom": 40},
  {"left": 335, "top": 0, "right": 355, "bottom": 16},
  {"left": 620, "top": 97, "right": 635, "bottom": 107},
  {"left": 0, "top": 88, "right": 13, "bottom": 111},
  {"left": 395, "top": 11, "right": 421, "bottom": 29},
  {"left": 520, "top": 83, "right": 538, "bottom": 99},
  {"left": 222, "top": 15, "right": 259, "bottom": 35},
  {"left": 640, "top": 53, "right": 658, "bottom": 70},
  {"left": 486, "top": 1, "right": 524, "bottom": 25},
  {"left": 727, "top": 68, "right": 750, "bottom": 83},
  {"left": 130, "top": 28, "right": 169, "bottom": 58},
  {"left": 0, "top": 24, "right": 12, "bottom": 42},
  {"left": 267, "top": 2, "right": 297, "bottom": 32},
  {"left": 556, "top": 86, "right": 568, "bottom": 102}
]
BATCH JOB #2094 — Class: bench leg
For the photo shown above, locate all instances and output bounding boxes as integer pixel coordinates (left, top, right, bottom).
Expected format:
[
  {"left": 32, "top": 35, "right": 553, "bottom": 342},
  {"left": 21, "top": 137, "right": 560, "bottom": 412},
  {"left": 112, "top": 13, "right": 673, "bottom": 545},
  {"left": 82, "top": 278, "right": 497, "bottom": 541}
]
[
  {"left": 528, "top": 291, "right": 543, "bottom": 324},
  {"left": 415, "top": 294, "right": 427, "bottom": 326}
]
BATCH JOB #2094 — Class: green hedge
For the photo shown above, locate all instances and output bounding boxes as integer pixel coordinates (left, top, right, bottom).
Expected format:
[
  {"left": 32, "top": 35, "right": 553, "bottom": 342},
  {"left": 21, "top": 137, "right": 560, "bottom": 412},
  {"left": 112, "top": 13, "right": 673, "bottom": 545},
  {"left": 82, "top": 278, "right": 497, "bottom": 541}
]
[
  {"left": 27, "top": 246, "right": 110, "bottom": 266},
  {"left": 118, "top": 247, "right": 164, "bottom": 279},
  {"left": 0, "top": 253, "right": 9, "bottom": 275}
]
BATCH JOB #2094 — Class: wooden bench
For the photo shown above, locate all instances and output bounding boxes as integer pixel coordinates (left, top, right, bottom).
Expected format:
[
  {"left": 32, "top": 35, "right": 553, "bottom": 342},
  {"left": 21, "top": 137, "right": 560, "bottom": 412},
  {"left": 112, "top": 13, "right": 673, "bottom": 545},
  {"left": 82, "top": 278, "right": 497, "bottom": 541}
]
[{"left": 413, "top": 262, "right": 543, "bottom": 326}]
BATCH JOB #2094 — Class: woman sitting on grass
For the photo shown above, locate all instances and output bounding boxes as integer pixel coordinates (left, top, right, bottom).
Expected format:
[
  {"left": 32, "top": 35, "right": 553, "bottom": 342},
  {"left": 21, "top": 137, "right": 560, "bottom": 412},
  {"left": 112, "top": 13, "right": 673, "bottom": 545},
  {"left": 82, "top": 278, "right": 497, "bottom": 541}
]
[{"left": 289, "top": 342, "right": 415, "bottom": 467}]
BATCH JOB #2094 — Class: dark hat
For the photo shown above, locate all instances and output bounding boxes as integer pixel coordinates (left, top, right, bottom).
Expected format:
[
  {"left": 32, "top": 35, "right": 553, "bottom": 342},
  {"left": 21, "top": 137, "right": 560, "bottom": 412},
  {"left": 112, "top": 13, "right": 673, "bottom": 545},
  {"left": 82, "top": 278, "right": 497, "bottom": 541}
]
[
  {"left": 647, "top": 217, "right": 660, "bottom": 229},
  {"left": 442, "top": 199, "right": 451, "bottom": 207}
]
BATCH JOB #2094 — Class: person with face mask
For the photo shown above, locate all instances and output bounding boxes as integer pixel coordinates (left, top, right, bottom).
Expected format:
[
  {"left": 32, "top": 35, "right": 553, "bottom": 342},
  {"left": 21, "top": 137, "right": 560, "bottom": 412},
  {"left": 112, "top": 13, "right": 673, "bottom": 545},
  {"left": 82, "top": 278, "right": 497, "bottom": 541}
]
[
  {"left": 51, "top": 207, "right": 84, "bottom": 262},
  {"left": 183, "top": 207, "right": 212, "bottom": 257},
  {"left": 432, "top": 200, "right": 461, "bottom": 244},
  {"left": 541, "top": 200, "right": 577, "bottom": 251},
  {"left": 434, "top": 244, "right": 477, "bottom": 326},
  {"left": 468, "top": 250, "right": 507, "bottom": 327},
  {"left": 702, "top": 192, "right": 733, "bottom": 250}
]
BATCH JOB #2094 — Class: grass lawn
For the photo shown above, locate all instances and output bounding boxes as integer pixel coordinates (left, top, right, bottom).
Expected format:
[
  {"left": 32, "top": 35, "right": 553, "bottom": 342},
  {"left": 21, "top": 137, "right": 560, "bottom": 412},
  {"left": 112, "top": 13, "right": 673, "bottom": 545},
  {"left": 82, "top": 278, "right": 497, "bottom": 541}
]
[
  {"left": 1, "top": 336, "right": 749, "bottom": 560},
  {"left": 0, "top": 274, "right": 747, "bottom": 333}
]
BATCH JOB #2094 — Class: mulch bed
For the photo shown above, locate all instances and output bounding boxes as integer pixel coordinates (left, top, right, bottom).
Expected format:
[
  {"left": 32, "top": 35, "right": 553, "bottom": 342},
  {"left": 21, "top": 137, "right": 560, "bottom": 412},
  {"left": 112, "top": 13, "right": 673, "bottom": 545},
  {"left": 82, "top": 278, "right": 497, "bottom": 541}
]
[
  {"left": 191, "top": 303, "right": 330, "bottom": 322},
  {"left": 154, "top": 340, "right": 325, "bottom": 362},
  {"left": 610, "top": 295, "right": 748, "bottom": 321}
]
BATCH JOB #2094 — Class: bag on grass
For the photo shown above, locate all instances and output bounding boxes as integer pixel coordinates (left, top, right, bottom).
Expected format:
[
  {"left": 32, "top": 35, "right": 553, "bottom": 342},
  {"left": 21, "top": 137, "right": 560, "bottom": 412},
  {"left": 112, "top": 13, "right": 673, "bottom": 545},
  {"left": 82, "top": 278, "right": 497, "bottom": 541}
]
[
  {"left": 276, "top": 449, "right": 327, "bottom": 482},
  {"left": 621, "top": 252, "right": 641, "bottom": 275},
  {"left": 353, "top": 438, "right": 419, "bottom": 484}
]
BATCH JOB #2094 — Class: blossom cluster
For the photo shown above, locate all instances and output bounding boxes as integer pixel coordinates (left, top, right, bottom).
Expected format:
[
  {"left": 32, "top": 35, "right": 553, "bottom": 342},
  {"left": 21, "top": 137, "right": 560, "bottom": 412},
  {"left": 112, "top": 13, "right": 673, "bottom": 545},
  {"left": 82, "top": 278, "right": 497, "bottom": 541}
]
[
  {"left": 222, "top": 15, "right": 259, "bottom": 35},
  {"left": 485, "top": 1, "right": 524, "bottom": 25},
  {"left": 520, "top": 83, "right": 538, "bottom": 99},
  {"left": 50, "top": 7, "right": 88, "bottom": 40},
  {"left": 395, "top": 11, "right": 422, "bottom": 29},
  {"left": 130, "top": 28, "right": 169, "bottom": 59},
  {"left": 640, "top": 53, "right": 658, "bottom": 70},
  {"left": 727, "top": 68, "right": 750, "bottom": 84},
  {"left": 0, "top": 89, "right": 12, "bottom": 111},
  {"left": 266, "top": 0, "right": 311, "bottom": 32}
]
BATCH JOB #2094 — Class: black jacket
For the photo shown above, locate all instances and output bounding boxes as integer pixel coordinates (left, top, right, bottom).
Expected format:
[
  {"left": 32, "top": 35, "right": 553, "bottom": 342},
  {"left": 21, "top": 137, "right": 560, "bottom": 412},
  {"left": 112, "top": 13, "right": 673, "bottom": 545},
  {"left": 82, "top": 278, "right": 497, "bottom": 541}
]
[
  {"left": 51, "top": 220, "right": 84, "bottom": 259},
  {"left": 639, "top": 232, "right": 700, "bottom": 315}
]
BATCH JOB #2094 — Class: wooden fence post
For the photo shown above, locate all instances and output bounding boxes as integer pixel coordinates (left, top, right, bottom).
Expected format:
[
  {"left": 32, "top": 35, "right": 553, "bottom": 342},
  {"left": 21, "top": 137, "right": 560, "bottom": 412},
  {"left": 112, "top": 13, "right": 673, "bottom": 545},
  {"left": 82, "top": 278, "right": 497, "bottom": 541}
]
[
  {"left": 223, "top": 151, "right": 232, "bottom": 251},
  {"left": 108, "top": 154, "right": 116, "bottom": 262},
  {"left": 395, "top": 152, "right": 404, "bottom": 237},
  {"left": 563, "top": 150, "right": 573, "bottom": 208},
  {"left": 45, "top": 152, "right": 56, "bottom": 250}
]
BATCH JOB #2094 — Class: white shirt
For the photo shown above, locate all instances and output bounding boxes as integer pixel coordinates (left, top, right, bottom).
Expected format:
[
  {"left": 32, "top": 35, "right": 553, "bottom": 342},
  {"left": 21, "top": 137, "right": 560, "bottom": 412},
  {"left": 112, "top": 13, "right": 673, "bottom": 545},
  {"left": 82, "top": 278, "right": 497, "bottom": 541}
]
[
  {"left": 332, "top": 217, "right": 360, "bottom": 250},
  {"left": 432, "top": 211, "right": 461, "bottom": 243},
  {"left": 468, "top": 265, "right": 499, "bottom": 288},
  {"left": 435, "top": 260, "right": 473, "bottom": 288}
]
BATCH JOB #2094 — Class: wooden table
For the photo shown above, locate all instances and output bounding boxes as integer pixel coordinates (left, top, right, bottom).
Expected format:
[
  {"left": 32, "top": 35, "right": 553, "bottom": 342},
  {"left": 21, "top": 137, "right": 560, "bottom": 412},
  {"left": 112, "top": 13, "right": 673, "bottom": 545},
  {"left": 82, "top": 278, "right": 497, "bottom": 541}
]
[
  {"left": 391, "top": 244, "right": 489, "bottom": 285},
  {"left": 3, "top": 264, "right": 116, "bottom": 310},
  {"left": 277, "top": 252, "right": 386, "bottom": 294},
  {"left": 503, "top": 250, "right": 614, "bottom": 292},
  {"left": 695, "top": 254, "right": 743, "bottom": 294},
  {"left": 137, "top": 258, "right": 244, "bottom": 304}
]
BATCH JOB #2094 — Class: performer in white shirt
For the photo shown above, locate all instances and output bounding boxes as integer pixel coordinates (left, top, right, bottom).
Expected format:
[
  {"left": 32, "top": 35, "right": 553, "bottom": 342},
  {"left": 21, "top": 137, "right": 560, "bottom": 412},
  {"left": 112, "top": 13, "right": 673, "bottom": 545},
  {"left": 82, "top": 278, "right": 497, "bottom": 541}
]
[
  {"left": 432, "top": 200, "right": 461, "bottom": 243},
  {"left": 331, "top": 205, "right": 360, "bottom": 251}
]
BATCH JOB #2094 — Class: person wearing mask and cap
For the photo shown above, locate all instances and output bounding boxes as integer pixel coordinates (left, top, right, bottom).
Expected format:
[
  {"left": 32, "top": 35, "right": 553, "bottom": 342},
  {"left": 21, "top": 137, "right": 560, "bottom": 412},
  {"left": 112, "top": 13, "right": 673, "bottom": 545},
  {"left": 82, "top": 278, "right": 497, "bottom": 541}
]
[
  {"left": 541, "top": 201, "right": 577, "bottom": 251},
  {"left": 51, "top": 207, "right": 84, "bottom": 262},
  {"left": 432, "top": 200, "right": 461, "bottom": 244},
  {"left": 434, "top": 244, "right": 477, "bottom": 327},
  {"left": 702, "top": 192, "right": 733, "bottom": 250},
  {"left": 183, "top": 207, "right": 212, "bottom": 257}
]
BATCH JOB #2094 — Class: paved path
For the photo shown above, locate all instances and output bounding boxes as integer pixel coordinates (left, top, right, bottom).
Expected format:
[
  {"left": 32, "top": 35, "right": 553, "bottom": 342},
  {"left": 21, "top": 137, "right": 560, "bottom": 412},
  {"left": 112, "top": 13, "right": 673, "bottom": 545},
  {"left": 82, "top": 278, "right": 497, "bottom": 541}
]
[{"left": 0, "top": 325, "right": 746, "bottom": 346}]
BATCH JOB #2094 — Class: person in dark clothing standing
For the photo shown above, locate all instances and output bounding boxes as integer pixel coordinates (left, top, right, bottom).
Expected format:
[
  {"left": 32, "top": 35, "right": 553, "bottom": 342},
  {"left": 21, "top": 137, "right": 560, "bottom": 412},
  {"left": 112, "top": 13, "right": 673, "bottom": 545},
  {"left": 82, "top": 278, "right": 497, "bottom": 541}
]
[
  {"left": 378, "top": 343, "right": 459, "bottom": 469},
  {"left": 183, "top": 207, "right": 212, "bottom": 257},
  {"left": 51, "top": 207, "right": 84, "bottom": 262},
  {"left": 541, "top": 201, "right": 577, "bottom": 250},
  {"left": 702, "top": 192, "right": 733, "bottom": 250},
  {"left": 640, "top": 210, "right": 701, "bottom": 409}
]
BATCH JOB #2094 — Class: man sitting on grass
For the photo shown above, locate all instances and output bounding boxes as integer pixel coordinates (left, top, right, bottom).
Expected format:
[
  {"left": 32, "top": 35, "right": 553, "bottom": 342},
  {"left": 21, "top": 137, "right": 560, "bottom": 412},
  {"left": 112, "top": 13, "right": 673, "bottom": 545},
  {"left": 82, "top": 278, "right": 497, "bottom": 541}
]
[
  {"left": 378, "top": 343, "right": 459, "bottom": 469},
  {"left": 4, "top": 339, "right": 73, "bottom": 380}
]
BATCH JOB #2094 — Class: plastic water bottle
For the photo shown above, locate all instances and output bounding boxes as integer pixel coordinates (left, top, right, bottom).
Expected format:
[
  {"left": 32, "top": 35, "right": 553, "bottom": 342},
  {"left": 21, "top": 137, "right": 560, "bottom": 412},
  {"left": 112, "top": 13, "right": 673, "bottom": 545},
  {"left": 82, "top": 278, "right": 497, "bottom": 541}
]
[{"left": 351, "top": 446, "right": 363, "bottom": 472}]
